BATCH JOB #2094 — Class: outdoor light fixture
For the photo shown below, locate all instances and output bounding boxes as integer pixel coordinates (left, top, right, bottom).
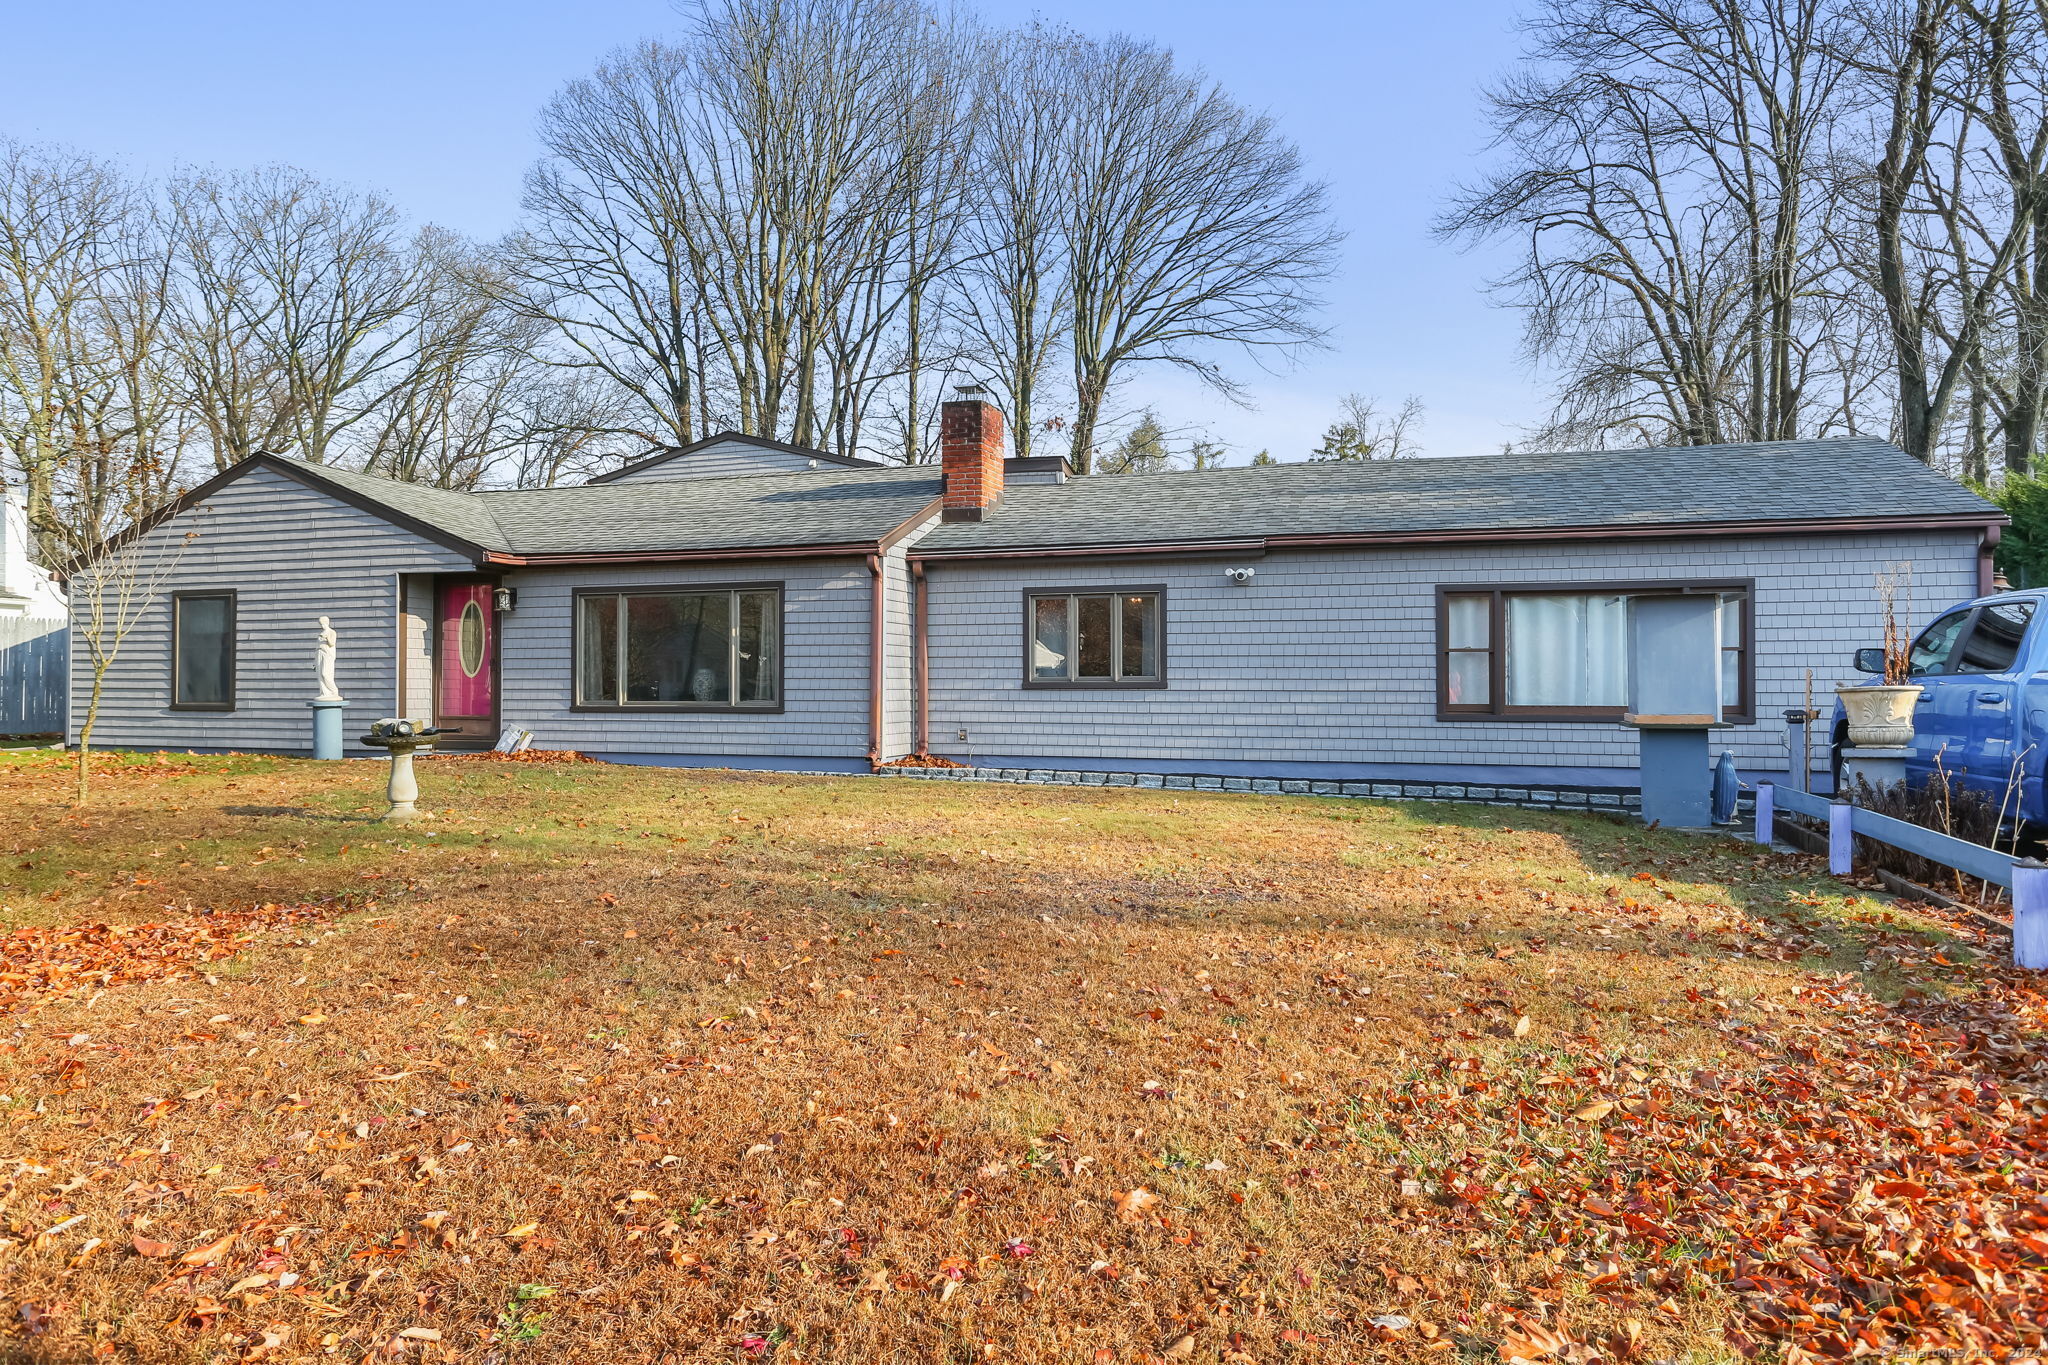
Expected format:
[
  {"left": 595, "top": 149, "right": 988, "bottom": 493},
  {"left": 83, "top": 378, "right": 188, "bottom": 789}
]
[
  {"left": 1225, "top": 566, "right": 1255, "bottom": 586},
  {"left": 494, "top": 587, "right": 517, "bottom": 613}
]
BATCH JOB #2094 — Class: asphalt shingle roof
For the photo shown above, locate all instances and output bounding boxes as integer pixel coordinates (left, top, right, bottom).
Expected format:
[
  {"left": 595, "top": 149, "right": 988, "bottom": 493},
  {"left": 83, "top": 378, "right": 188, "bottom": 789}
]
[
  {"left": 916, "top": 437, "right": 1999, "bottom": 554},
  {"left": 276, "top": 458, "right": 942, "bottom": 556},
  {"left": 264, "top": 437, "right": 1996, "bottom": 564}
]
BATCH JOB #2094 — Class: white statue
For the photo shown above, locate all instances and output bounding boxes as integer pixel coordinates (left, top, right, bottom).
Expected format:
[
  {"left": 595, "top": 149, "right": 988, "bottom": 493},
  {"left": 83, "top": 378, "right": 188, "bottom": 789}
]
[{"left": 315, "top": 615, "right": 342, "bottom": 701}]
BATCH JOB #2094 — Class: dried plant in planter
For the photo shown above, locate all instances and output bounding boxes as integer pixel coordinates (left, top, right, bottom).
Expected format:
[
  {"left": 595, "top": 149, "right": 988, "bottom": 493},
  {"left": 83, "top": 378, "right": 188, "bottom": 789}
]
[{"left": 1874, "top": 562, "right": 1916, "bottom": 684}]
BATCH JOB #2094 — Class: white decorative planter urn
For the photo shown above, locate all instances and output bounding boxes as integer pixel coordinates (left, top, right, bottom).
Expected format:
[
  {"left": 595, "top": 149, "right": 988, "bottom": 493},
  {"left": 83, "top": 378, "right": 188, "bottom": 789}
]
[{"left": 1836, "top": 683, "right": 1922, "bottom": 748}]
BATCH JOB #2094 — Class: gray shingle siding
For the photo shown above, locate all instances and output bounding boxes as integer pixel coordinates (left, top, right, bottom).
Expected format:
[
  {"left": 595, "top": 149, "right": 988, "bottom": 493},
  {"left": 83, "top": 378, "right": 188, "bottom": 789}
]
[
  {"left": 878, "top": 512, "right": 937, "bottom": 760},
  {"left": 495, "top": 558, "right": 876, "bottom": 759},
  {"left": 399, "top": 576, "right": 435, "bottom": 720},
  {"left": 599, "top": 438, "right": 829, "bottom": 482},
  {"left": 920, "top": 530, "right": 1981, "bottom": 778},
  {"left": 69, "top": 465, "right": 475, "bottom": 755}
]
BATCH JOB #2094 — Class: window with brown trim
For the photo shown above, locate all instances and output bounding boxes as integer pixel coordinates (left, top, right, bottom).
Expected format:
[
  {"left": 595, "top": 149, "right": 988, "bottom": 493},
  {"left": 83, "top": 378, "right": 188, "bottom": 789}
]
[
  {"left": 170, "top": 590, "right": 236, "bottom": 711},
  {"left": 573, "top": 584, "right": 783, "bottom": 711},
  {"left": 1437, "top": 582, "right": 1752, "bottom": 722},
  {"left": 1023, "top": 587, "right": 1165, "bottom": 688}
]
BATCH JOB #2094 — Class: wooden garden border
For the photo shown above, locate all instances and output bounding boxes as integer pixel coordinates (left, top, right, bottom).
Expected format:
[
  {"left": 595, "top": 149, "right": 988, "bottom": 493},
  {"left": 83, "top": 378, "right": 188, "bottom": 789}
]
[{"left": 1756, "top": 782, "right": 2047, "bottom": 969}]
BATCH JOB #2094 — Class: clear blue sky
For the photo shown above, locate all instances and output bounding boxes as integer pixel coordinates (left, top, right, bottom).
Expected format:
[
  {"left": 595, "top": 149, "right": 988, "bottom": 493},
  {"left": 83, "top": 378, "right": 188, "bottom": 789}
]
[{"left": 5, "top": 0, "right": 1545, "bottom": 462}]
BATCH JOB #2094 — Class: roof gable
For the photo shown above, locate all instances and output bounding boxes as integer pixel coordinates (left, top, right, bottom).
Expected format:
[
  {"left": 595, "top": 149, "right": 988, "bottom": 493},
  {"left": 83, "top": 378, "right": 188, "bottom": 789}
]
[{"left": 588, "top": 432, "right": 886, "bottom": 485}]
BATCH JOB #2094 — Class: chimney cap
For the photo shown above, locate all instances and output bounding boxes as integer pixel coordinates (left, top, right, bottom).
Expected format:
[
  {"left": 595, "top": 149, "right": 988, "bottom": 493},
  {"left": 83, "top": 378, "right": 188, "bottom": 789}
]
[{"left": 952, "top": 382, "right": 989, "bottom": 397}]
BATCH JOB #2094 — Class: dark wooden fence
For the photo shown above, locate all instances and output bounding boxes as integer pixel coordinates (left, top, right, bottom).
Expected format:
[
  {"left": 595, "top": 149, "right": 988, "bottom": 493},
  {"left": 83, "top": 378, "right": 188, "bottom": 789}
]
[{"left": 0, "top": 616, "right": 65, "bottom": 735}]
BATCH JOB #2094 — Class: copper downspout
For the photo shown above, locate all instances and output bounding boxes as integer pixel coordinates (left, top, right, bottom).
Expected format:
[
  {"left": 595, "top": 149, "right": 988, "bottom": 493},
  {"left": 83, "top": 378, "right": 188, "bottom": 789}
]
[
  {"left": 867, "top": 552, "right": 885, "bottom": 767},
  {"left": 912, "top": 560, "right": 930, "bottom": 756},
  {"left": 1981, "top": 524, "right": 2003, "bottom": 596}
]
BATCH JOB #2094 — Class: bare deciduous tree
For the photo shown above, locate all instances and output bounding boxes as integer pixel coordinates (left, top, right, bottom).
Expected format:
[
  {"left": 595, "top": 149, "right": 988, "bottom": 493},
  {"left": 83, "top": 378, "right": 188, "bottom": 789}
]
[
  {"left": 953, "top": 26, "right": 1073, "bottom": 462},
  {"left": 165, "top": 166, "right": 430, "bottom": 468},
  {"left": 1443, "top": 0, "right": 1855, "bottom": 450},
  {"left": 1058, "top": 35, "right": 1339, "bottom": 472},
  {"left": 1311, "top": 393, "right": 1425, "bottom": 460}
]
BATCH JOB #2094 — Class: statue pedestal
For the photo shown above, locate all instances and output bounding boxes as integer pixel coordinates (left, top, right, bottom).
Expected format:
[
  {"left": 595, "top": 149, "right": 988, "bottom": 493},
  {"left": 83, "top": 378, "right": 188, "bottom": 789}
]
[
  {"left": 1840, "top": 745, "right": 1909, "bottom": 795},
  {"left": 309, "top": 698, "right": 347, "bottom": 760}
]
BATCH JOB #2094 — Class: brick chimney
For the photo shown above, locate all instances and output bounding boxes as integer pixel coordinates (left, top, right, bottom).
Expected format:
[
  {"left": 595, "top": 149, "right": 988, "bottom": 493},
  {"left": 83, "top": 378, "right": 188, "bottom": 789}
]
[{"left": 941, "top": 388, "right": 1004, "bottom": 521}]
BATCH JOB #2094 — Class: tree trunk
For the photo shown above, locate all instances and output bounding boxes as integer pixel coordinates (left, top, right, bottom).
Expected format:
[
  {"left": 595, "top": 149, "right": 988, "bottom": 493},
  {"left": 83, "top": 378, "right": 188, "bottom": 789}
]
[{"left": 75, "top": 661, "right": 106, "bottom": 807}]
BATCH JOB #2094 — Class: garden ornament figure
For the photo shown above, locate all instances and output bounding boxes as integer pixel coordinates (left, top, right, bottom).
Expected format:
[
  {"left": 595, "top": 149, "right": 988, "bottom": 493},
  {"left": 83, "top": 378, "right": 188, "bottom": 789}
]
[
  {"left": 315, "top": 616, "right": 341, "bottom": 701},
  {"left": 359, "top": 718, "right": 446, "bottom": 821},
  {"left": 309, "top": 617, "right": 347, "bottom": 760}
]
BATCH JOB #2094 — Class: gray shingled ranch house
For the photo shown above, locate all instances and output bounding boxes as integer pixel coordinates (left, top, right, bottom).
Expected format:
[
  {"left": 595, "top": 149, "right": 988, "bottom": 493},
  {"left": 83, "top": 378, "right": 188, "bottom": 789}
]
[{"left": 69, "top": 394, "right": 2005, "bottom": 804}]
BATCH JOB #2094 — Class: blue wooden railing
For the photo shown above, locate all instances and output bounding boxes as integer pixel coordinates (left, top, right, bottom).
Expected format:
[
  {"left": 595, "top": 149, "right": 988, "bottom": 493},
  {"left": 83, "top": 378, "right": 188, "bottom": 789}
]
[{"left": 1756, "top": 782, "right": 2047, "bottom": 969}]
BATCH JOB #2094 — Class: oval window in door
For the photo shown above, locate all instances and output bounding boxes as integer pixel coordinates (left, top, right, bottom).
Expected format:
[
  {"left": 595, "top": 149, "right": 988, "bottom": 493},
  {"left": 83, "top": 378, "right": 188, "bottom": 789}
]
[{"left": 458, "top": 600, "right": 486, "bottom": 679}]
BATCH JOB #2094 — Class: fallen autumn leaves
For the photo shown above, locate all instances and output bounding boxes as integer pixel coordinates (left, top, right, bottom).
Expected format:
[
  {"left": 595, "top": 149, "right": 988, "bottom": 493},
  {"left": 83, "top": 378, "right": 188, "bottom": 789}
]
[
  {"left": 2, "top": 751, "right": 2046, "bottom": 1363},
  {"left": 1353, "top": 960, "right": 2048, "bottom": 1360},
  {"left": 1, "top": 901, "right": 337, "bottom": 1018}
]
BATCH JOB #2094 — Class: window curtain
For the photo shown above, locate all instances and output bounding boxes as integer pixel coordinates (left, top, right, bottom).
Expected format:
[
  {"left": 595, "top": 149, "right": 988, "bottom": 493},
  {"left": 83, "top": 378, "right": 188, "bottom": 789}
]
[{"left": 1506, "top": 594, "right": 1627, "bottom": 707}]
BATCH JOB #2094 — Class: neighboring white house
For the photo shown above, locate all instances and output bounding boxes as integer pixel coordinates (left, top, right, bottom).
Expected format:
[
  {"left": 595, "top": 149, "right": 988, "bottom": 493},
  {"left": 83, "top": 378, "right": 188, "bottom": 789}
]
[
  {"left": 1, "top": 485, "right": 68, "bottom": 734},
  {"left": 1, "top": 486, "right": 66, "bottom": 618}
]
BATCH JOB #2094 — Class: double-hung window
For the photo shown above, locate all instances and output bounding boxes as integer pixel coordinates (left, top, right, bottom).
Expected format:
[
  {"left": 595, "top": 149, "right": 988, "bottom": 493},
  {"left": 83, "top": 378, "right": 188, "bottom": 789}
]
[
  {"left": 1439, "top": 582, "right": 1751, "bottom": 722},
  {"left": 574, "top": 585, "right": 782, "bottom": 710},
  {"left": 1025, "top": 588, "right": 1164, "bottom": 687},
  {"left": 170, "top": 591, "right": 236, "bottom": 711}
]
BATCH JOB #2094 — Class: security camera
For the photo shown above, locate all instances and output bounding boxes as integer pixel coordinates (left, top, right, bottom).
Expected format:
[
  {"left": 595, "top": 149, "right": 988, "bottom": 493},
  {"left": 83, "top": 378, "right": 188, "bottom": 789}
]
[{"left": 1225, "top": 566, "right": 1255, "bottom": 585}]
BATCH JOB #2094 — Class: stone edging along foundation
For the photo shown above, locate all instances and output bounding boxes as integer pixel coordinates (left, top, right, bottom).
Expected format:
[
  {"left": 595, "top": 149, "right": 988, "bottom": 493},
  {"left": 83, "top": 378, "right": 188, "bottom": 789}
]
[{"left": 873, "top": 763, "right": 1666, "bottom": 813}]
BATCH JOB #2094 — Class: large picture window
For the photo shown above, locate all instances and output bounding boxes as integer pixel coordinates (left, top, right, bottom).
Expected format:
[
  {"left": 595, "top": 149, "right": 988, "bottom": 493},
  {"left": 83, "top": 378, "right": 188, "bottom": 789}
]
[
  {"left": 1438, "top": 582, "right": 1751, "bottom": 722},
  {"left": 170, "top": 590, "right": 236, "bottom": 711},
  {"left": 574, "top": 585, "right": 782, "bottom": 710},
  {"left": 1024, "top": 588, "right": 1164, "bottom": 687}
]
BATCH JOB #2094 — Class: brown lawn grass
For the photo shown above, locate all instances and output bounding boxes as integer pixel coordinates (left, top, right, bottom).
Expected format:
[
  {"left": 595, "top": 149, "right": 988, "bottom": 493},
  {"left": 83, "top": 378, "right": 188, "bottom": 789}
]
[{"left": 0, "top": 751, "right": 2039, "bottom": 1365}]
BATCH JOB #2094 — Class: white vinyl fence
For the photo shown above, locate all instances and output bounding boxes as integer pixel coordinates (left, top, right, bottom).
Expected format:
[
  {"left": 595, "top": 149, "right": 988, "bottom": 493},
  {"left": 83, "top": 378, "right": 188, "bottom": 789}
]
[{"left": 0, "top": 616, "right": 66, "bottom": 735}]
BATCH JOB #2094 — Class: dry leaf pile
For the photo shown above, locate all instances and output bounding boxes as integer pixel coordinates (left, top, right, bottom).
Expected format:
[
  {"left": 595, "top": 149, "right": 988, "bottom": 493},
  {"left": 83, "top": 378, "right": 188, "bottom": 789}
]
[
  {"left": 2, "top": 902, "right": 334, "bottom": 1018},
  {"left": 1354, "top": 954, "right": 2048, "bottom": 1361}
]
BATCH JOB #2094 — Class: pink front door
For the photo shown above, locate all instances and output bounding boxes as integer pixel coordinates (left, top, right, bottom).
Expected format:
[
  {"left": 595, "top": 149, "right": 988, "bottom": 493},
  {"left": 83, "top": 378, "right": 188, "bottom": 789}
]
[{"left": 435, "top": 581, "right": 496, "bottom": 739}]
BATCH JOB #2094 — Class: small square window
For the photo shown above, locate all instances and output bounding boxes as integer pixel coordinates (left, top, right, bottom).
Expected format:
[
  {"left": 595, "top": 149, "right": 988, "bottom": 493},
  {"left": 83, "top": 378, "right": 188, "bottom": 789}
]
[{"left": 1025, "top": 589, "right": 1164, "bottom": 686}]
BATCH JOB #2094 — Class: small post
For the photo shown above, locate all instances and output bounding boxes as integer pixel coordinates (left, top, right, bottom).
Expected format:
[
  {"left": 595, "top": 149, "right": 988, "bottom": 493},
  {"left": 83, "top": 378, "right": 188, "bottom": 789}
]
[
  {"left": 1754, "top": 781, "right": 1775, "bottom": 846},
  {"left": 2013, "top": 859, "right": 2048, "bottom": 970},
  {"left": 1828, "top": 800, "right": 1854, "bottom": 877}
]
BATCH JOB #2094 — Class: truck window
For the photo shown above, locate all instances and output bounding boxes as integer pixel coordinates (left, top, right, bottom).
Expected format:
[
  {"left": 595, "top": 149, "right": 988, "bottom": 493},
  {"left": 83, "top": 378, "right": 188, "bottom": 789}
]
[
  {"left": 1909, "top": 609, "right": 1973, "bottom": 676},
  {"left": 1957, "top": 599, "right": 2035, "bottom": 673}
]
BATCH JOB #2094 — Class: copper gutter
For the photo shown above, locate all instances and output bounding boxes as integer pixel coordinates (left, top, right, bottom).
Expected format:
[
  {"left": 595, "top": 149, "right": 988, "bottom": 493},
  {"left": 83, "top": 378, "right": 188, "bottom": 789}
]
[
  {"left": 911, "top": 538, "right": 1266, "bottom": 563},
  {"left": 1265, "top": 513, "right": 2005, "bottom": 549},
  {"left": 880, "top": 497, "right": 945, "bottom": 552},
  {"left": 482, "top": 542, "right": 877, "bottom": 567}
]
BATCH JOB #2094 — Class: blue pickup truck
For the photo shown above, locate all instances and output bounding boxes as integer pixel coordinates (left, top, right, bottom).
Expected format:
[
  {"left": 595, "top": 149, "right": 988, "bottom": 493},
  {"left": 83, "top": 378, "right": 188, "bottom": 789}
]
[{"left": 1834, "top": 590, "right": 2043, "bottom": 814}]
